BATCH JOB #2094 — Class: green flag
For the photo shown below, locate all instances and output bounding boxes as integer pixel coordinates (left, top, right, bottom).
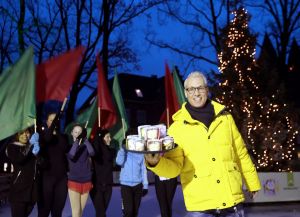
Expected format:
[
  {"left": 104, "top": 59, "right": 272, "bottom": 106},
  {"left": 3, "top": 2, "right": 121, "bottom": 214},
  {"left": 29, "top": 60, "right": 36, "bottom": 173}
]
[
  {"left": 173, "top": 67, "right": 185, "bottom": 105},
  {"left": 110, "top": 72, "right": 129, "bottom": 148},
  {"left": 0, "top": 47, "right": 36, "bottom": 141},
  {"left": 65, "top": 98, "right": 97, "bottom": 138}
]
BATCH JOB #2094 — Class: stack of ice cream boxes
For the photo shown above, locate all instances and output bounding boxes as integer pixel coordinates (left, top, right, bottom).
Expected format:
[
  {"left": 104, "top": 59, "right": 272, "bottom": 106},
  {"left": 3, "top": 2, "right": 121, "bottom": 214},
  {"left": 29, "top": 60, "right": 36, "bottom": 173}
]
[{"left": 126, "top": 124, "right": 174, "bottom": 152}]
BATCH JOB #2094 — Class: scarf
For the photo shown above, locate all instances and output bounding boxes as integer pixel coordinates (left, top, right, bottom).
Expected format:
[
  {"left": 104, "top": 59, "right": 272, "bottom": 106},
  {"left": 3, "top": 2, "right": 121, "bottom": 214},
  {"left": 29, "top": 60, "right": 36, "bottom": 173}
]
[{"left": 185, "top": 100, "right": 215, "bottom": 128}]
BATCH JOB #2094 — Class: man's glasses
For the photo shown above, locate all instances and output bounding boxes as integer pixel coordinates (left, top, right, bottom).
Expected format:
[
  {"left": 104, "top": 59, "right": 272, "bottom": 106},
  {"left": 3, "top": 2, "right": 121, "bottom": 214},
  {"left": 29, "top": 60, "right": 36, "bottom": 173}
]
[{"left": 185, "top": 86, "right": 207, "bottom": 94}]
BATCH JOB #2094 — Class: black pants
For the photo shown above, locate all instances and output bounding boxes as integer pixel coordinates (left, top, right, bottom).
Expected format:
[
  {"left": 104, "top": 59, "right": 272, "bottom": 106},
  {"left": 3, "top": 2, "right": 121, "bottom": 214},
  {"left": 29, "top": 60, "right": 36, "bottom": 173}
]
[
  {"left": 121, "top": 183, "right": 143, "bottom": 217},
  {"left": 37, "top": 175, "right": 68, "bottom": 217},
  {"left": 155, "top": 176, "right": 178, "bottom": 217},
  {"left": 10, "top": 201, "right": 35, "bottom": 217},
  {"left": 90, "top": 184, "right": 113, "bottom": 217}
]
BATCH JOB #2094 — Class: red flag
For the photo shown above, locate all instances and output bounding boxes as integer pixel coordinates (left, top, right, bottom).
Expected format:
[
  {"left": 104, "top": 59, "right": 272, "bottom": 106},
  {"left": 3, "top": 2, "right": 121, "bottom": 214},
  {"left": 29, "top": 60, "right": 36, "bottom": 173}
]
[
  {"left": 160, "top": 63, "right": 180, "bottom": 127},
  {"left": 36, "top": 46, "right": 85, "bottom": 103},
  {"left": 96, "top": 56, "right": 117, "bottom": 128}
]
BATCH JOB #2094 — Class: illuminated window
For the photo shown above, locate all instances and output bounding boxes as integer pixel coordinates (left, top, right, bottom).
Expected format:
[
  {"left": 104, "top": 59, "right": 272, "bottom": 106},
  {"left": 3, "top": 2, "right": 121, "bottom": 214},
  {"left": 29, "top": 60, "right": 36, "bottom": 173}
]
[{"left": 135, "top": 89, "right": 143, "bottom": 97}]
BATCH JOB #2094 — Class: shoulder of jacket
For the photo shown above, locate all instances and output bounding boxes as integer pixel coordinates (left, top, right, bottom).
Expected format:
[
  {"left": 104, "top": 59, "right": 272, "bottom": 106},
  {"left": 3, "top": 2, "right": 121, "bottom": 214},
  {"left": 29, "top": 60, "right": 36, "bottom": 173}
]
[
  {"left": 219, "top": 109, "right": 231, "bottom": 116},
  {"left": 12, "top": 142, "right": 27, "bottom": 147}
]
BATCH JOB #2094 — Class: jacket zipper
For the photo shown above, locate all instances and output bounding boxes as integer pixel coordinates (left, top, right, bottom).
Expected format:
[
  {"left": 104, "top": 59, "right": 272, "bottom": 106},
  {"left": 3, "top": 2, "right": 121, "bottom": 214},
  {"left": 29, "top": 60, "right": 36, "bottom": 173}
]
[
  {"left": 208, "top": 108, "right": 229, "bottom": 137},
  {"left": 13, "top": 170, "right": 21, "bottom": 184},
  {"left": 34, "top": 158, "right": 39, "bottom": 180},
  {"left": 208, "top": 120, "right": 223, "bottom": 137}
]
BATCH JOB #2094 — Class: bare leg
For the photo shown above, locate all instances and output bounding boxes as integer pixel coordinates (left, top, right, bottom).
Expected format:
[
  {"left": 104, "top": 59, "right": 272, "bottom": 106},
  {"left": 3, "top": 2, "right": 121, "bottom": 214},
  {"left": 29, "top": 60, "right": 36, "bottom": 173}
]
[{"left": 68, "top": 189, "right": 82, "bottom": 217}]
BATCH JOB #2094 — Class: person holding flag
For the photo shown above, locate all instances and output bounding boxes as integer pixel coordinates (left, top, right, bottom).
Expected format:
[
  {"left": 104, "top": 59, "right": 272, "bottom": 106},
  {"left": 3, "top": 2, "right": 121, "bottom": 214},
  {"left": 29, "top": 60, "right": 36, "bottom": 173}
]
[
  {"left": 37, "top": 110, "right": 69, "bottom": 217},
  {"left": 6, "top": 127, "right": 40, "bottom": 217},
  {"left": 90, "top": 128, "right": 115, "bottom": 217},
  {"left": 0, "top": 47, "right": 40, "bottom": 217},
  {"left": 33, "top": 46, "right": 84, "bottom": 217},
  {"left": 66, "top": 124, "right": 95, "bottom": 217}
]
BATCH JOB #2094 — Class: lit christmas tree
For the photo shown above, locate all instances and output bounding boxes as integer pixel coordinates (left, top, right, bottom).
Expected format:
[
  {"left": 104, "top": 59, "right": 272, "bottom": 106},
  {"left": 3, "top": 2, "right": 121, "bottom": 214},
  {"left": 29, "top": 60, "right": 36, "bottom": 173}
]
[{"left": 212, "top": 7, "right": 299, "bottom": 171}]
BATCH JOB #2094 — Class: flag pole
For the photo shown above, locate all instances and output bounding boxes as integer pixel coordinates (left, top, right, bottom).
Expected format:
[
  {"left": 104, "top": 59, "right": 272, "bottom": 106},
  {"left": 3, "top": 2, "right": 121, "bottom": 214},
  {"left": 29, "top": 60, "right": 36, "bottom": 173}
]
[
  {"left": 34, "top": 118, "right": 37, "bottom": 133},
  {"left": 166, "top": 108, "right": 170, "bottom": 128},
  {"left": 79, "top": 120, "right": 89, "bottom": 145},
  {"left": 51, "top": 97, "right": 68, "bottom": 130},
  {"left": 98, "top": 107, "right": 101, "bottom": 128},
  {"left": 60, "top": 97, "right": 68, "bottom": 112},
  {"left": 121, "top": 118, "right": 126, "bottom": 139}
]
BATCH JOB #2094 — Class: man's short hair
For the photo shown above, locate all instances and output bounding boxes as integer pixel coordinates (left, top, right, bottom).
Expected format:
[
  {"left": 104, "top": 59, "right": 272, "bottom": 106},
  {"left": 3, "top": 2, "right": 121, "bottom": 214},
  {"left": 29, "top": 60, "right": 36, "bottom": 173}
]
[{"left": 184, "top": 71, "right": 208, "bottom": 88}]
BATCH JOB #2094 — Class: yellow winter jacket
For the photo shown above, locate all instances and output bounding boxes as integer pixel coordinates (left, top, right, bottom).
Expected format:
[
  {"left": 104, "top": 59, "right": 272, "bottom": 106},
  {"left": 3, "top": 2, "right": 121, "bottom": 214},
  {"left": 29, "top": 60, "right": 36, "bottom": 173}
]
[{"left": 148, "top": 101, "right": 261, "bottom": 211}]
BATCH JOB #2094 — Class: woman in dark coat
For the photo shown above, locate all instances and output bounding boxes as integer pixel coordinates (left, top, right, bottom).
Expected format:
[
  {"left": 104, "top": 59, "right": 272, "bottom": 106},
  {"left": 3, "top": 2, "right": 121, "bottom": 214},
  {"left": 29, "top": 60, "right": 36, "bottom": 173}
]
[
  {"left": 90, "top": 128, "right": 115, "bottom": 217},
  {"left": 6, "top": 128, "right": 40, "bottom": 217},
  {"left": 37, "top": 112, "right": 69, "bottom": 217}
]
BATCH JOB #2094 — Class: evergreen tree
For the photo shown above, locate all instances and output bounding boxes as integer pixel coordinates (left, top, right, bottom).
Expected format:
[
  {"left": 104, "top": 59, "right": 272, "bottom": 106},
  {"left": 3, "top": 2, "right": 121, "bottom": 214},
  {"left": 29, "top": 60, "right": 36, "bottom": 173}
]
[
  {"left": 287, "top": 39, "right": 300, "bottom": 107},
  {"left": 212, "top": 7, "right": 299, "bottom": 172},
  {"left": 257, "top": 34, "right": 282, "bottom": 96}
]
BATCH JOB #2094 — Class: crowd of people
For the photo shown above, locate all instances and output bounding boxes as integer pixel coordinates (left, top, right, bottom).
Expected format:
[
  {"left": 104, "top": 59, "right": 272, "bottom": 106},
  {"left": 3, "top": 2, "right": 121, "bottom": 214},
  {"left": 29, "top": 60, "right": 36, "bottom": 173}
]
[
  {"left": 5, "top": 113, "right": 152, "bottom": 217},
  {"left": 5, "top": 71, "right": 261, "bottom": 217},
  {"left": 6, "top": 113, "right": 117, "bottom": 217}
]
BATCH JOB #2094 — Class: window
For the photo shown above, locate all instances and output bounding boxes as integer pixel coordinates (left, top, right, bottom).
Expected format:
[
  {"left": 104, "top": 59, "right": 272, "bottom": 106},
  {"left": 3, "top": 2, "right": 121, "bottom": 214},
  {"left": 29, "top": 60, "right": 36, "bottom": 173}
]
[{"left": 135, "top": 89, "right": 143, "bottom": 97}]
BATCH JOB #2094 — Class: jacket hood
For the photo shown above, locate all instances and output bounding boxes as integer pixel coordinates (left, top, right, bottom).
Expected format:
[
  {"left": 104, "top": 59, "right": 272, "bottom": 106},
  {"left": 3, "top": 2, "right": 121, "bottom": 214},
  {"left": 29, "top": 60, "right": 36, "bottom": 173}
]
[{"left": 172, "top": 100, "right": 226, "bottom": 124}]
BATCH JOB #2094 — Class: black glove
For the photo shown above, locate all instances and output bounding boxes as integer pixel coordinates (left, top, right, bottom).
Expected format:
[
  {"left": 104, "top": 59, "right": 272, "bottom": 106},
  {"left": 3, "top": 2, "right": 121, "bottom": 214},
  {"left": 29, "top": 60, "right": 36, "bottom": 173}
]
[
  {"left": 77, "top": 128, "right": 87, "bottom": 141},
  {"left": 49, "top": 111, "right": 63, "bottom": 132},
  {"left": 142, "top": 189, "right": 148, "bottom": 197}
]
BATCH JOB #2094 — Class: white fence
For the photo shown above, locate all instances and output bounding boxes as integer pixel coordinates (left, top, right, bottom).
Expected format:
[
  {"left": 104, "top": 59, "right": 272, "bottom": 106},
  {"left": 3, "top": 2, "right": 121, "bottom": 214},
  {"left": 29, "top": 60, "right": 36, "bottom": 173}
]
[
  {"left": 114, "top": 171, "right": 300, "bottom": 203},
  {"left": 2, "top": 170, "right": 299, "bottom": 204},
  {"left": 244, "top": 172, "right": 300, "bottom": 202}
]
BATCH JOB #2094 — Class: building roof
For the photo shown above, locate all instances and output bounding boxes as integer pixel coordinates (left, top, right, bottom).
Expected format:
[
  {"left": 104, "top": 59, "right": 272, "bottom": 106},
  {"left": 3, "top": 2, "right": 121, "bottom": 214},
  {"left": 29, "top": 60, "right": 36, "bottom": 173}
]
[{"left": 111, "top": 73, "right": 165, "bottom": 103}]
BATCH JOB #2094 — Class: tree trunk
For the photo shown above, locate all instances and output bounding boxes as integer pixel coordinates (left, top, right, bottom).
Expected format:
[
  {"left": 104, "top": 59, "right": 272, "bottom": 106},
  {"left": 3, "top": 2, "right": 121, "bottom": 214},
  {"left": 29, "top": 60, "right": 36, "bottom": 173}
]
[{"left": 18, "top": 0, "right": 25, "bottom": 53}]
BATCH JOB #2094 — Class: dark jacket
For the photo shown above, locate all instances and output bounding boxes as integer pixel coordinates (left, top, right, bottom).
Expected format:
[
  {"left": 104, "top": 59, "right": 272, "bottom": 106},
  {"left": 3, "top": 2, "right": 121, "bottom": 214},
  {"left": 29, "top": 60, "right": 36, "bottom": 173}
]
[
  {"left": 92, "top": 135, "right": 115, "bottom": 186},
  {"left": 6, "top": 142, "right": 38, "bottom": 202},
  {"left": 38, "top": 124, "right": 69, "bottom": 179}
]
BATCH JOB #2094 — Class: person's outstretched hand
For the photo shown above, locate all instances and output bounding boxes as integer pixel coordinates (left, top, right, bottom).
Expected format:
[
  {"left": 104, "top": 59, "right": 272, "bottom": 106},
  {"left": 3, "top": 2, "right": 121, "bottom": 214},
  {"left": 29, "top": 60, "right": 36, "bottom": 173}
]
[
  {"left": 248, "top": 190, "right": 258, "bottom": 199},
  {"left": 144, "top": 153, "right": 161, "bottom": 167}
]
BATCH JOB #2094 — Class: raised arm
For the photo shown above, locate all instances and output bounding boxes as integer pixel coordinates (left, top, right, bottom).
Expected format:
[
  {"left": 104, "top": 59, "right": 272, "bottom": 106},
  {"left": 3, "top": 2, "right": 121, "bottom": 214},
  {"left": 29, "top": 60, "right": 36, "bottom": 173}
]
[
  {"left": 116, "top": 147, "right": 127, "bottom": 166},
  {"left": 84, "top": 139, "right": 95, "bottom": 156}
]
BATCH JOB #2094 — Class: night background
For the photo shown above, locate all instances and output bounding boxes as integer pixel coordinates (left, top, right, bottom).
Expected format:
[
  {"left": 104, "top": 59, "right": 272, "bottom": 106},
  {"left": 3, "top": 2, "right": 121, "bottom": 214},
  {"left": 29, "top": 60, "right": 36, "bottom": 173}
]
[{"left": 1, "top": 0, "right": 300, "bottom": 216}]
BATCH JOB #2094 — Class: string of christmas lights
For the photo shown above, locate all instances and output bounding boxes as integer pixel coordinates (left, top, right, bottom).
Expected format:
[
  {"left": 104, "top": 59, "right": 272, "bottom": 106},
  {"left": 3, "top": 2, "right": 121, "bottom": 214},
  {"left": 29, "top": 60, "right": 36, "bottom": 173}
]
[{"left": 215, "top": 7, "right": 298, "bottom": 171}]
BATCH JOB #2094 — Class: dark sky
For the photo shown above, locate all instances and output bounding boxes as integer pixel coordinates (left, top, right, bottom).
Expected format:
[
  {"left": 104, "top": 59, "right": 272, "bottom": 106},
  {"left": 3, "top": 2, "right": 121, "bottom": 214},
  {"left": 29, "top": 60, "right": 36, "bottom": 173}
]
[
  {"left": 79, "top": 3, "right": 299, "bottom": 109},
  {"left": 129, "top": 5, "right": 271, "bottom": 80},
  {"left": 76, "top": 5, "right": 272, "bottom": 108}
]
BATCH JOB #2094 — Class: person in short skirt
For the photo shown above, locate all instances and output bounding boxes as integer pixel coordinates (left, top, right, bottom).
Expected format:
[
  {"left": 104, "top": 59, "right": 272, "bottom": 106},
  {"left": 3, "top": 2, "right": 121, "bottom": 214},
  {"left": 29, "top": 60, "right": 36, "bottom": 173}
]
[{"left": 67, "top": 124, "right": 95, "bottom": 217}]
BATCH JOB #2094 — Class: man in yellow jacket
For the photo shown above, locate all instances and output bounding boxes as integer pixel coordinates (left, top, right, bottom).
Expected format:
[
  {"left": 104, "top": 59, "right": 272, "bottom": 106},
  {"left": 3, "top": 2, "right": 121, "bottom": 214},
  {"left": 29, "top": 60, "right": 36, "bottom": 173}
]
[{"left": 145, "top": 71, "right": 261, "bottom": 217}]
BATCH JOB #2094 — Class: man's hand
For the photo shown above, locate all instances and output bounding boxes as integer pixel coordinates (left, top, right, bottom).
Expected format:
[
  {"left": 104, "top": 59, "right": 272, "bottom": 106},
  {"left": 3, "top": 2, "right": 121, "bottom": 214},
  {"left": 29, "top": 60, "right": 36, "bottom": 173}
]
[
  {"left": 247, "top": 190, "right": 258, "bottom": 199},
  {"left": 144, "top": 153, "right": 161, "bottom": 167}
]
